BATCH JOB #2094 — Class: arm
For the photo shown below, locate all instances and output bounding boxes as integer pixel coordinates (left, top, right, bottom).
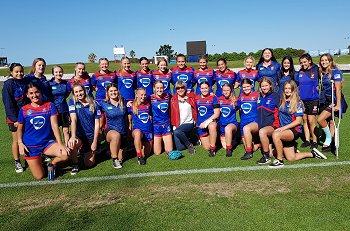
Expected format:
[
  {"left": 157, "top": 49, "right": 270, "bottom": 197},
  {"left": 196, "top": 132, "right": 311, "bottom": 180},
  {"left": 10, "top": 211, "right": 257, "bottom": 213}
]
[
  {"left": 334, "top": 81, "right": 342, "bottom": 112},
  {"left": 68, "top": 113, "right": 78, "bottom": 149},
  {"left": 2, "top": 81, "right": 18, "bottom": 123},
  {"left": 91, "top": 118, "right": 100, "bottom": 152},
  {"left": 17, "top": 123, "right": 29, "bottom": 155}
]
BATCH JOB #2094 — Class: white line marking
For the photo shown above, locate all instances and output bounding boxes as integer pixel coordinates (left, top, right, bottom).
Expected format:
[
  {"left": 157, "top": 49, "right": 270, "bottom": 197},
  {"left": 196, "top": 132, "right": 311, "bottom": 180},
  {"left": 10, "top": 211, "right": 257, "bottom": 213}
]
[{"left": 1, "top": 161, "right": 350, "bottom": 189}]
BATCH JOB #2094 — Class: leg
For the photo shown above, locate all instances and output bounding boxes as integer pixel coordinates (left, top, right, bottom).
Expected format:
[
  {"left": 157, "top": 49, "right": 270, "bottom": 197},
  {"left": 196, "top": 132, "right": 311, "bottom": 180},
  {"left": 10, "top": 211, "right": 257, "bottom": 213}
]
[
  {"left": 272, "top": 129, "right": 294, "bottom": 161},
  {"left": 200, "top": 136, "right": 210, "bottom": 150},
  {"left": 162, "top": 134, "right": 173, "bottom": 153},
  {"left": 25, "top": 157, "right": 45, "bottom": 180},
  {"left": 308, "top": 114, "right": 317, "bottom": 144},
  {"left": 11, "top": 131, "right": 20, "bottom": 161},
  {"left": 142, "top": 140, "right": 152, "bottom": 158},
  {"left": 133, "top": 129, "right": 143, "bottom": 154},
  {"left": 224, "top": 124, "right": 237, "bottom": 148},
  {"left": 153, "top": 136, "right": 163, "bottom": 155},
  {"left": 62, "top": 127, "right": 70, "bottom": 146},
  {"left": 303, "top": 114, "right": 310, "bottom": 143},
  {"left": 106, "top": 130, "right": 122, "bottom": 159},
  {"left": 317, "top": 110, "right": 333, "bottom": 147},
  {"left": 283, "top": 147, "right": 313, "bottom": 161},
  {"left": 243, "top": 122, "right": 259, "bottom": 151},
  {"left": 173, "top": 123, "right": 194, "bottom": 150},
  {"left": 44, "top": 143, "right": 69, "bottom": 165},
  {"left": 259, "top": 126, "right": 274, "bottom": 153},
  {"left": 208, "top": 121, "right": 218, "bottom": 148}
]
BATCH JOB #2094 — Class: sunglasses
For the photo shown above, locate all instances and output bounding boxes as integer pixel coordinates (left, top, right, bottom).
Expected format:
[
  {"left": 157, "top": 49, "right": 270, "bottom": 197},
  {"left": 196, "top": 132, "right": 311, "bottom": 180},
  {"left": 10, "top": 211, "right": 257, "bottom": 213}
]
[{"left": 176, "top": 86, "right": 185, "bottom": 90}]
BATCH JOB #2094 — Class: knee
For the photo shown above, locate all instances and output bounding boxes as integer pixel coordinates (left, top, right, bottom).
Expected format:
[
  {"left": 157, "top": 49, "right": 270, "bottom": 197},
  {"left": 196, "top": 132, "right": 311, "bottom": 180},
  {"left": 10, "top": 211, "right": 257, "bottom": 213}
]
[
  {"left": 33, "top": 172, "right": 45, "bottom": 180},
  {"left": 259, "top": 129, "right": 266, "bottom": 137},
  {"left": 272, "top": 131, "right": 280, "bottom": 141},
  {"left": 243, "top": 126, "right": 250, "bottom": 135},
  {"left": 208, "top": 122, "right": 217, "bottom": 131}
]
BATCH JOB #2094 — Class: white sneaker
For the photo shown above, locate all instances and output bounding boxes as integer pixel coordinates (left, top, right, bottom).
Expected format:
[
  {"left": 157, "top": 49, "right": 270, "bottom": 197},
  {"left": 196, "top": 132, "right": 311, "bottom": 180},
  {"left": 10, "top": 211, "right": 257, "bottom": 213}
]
[
  {"left": 15, "top": 161, "right": 23, "bottom": 173},
  {"left": 312, "top": 148, "right": 327, "bottom": 159},
  {"left": 112, "top": 159, "right": 122, "bottom": 169}
]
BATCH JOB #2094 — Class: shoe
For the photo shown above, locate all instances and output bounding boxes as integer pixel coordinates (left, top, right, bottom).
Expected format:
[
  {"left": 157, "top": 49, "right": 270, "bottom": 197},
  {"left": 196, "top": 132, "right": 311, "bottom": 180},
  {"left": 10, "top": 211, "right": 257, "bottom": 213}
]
[
  {"left": 269, "top": 159, "right": 284, "bottom": 168},
  {"left": 226, "top": 149, "right": 233, "bottom": 157},
  {"left": 209, "top": 149, "right": 216, "bottom": 157},
  {"left": 301, "top": 141, "right": 311, "bottom": 148},
  {"left": 321, "top": 145, "right": 332, "bottom": 153},
  {"left": 310, "top": 142, "right": 318, "bottom": 149},
  {"left": 138, "top": 156, "right": 146, "bottom": 165},
  {"left": 42, "top": 154, "right": 52, "bottom": 163},
  {"left": 188, "top": 144, "right": 196, "bottom": 154},
  {"left": 71, "top": 164, "right": 79, "bottom": 175},
  {"left": 256, "top": 155, "right": 271, "bottom": 164},
  {"left": 311, "top": 148, "right": 327, "bottom": 159},
  {"left": 240, "top": 152, "right": 253, "bottom": 160},
  {"left": 112, "top": 159, "right": 123, "bottom": 169},
  {"left": 15, "top": 161, "right": 23, "bottom": 173}
]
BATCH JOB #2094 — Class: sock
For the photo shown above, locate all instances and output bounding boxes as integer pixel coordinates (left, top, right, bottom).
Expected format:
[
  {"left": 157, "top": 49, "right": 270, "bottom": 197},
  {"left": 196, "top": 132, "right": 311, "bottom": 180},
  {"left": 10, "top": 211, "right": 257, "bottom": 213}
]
[
  {"left": 263, "top": 151, "right": 270, "bottom": 158},
  {"left": 210, "top": 145, "right": 216, "bottom": 150},
  {"left": 112, "top": 157, "right": 118, "bottom": 161},
  {"left": 15, "top": 159, "right": 20, "bottom": 163},
  {"left": 137, "top": 152, "right": 142, "bottom": 157},
  {"left": 246, "top": 147, "right": 252, "bottom": 153},
  {"left": 226, "top": 145, "right": 232, "bottom": 150},
  {"left": 322, "top": 126, "right": 332, "bottom": 146}
]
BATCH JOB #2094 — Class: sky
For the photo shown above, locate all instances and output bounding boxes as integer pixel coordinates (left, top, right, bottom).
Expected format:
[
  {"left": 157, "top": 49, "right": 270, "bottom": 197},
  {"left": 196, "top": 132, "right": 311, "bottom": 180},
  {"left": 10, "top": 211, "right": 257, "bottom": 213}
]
[{"left": 1, "top": 0, "right": 350, "bottom": 66}]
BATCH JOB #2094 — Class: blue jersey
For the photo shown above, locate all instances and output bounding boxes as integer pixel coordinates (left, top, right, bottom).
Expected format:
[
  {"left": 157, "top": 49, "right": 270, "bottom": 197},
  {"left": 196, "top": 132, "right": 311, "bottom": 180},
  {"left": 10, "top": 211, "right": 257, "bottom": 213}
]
[
  {"left": 136, "top": 70, "right": 154, "bottom": 98},
  {"left": 237, "top": 91, "right": 259, "bottom": 125},
  {"left": 171, "top": 66, "right": 195, "bottom": 93},
  {"left": 320, "top": 69, "right": 342, "bottom": 102},
  {"left": 153, "top": 70, "right": 172, "bottom": 95},
  {"left": 194, "top": 68, "right": 215, "bottom": 95},
  {"left": 2, "top": 78, "right": 26, "bottom": 123},
  {"left": 67, "top": 75, "right": 94, "bottom": 99},
  {"left": 236, "top": 69, "right": 259, "bottom": 93},
  {"left": 18, "top": 102, "right": 57, "bottom": 147},
  {"left": 49, "top": 79, "right": 69, "bottom": 113},
  {"left": 279, "top": 100, "right": 304, "bottom": 133},
  {"left": 24, "top": 74, "right": 53, "bottom": 102},
  {"left": 196, "top": 94, "right": 219, "bottom": 125},
  {"left": 295, "top": 64, "right": 319, "bottom": 100},
  {"left": 257, "top": 61, "right": 281, "bottom": 90},
  {"left": 68, "top": 98, "right": 102, "bottom": 140},
  {"left": 116, "top": 70, "right": 136, "bottom": 101},
  {"left": 99, "top": 100, "right": 127, "bottom": 134},
  {"left": 214, "top": 69, "right": 236, "bottom": 97},
  {"left": 129, "top": 101, "right": 153, "bottom": 132},
  {"left": 218, "top": 96, "right": 238, "bottom": 126},
  {"left": 91, "top": 71, "right": 117, "bottom": 102},
  {"left": 257, "top": 92, "right": 280, "bottom": 129},
  {"left": 277, "top": 72, "right": 297, "bottom": 96},
  {"left": 150, "top": 93, "right": 171, "bottom": 125}
]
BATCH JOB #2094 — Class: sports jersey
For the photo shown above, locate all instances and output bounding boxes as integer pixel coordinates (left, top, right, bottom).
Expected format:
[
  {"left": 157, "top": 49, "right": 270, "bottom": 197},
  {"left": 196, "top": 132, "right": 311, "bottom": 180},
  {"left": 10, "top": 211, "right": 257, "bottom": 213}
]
[
  {"left": 236, "top": 69, "right": 259, "bottom": 93},
  {"left": 194, "top": 68, "right": 215, "bottom": 95},
  {"left": 91, "top": 71, "right": 117, "bottom": 101},
  {"left": 150, "top": 93, "right": 171, "bottom": 125},
  {"left": 68, "top": 98, "right": 102, "bottom": 140},
  {"left": 67, "top": 75, "right": 94, "bottom": 98},
  {"left": 320, "top": 69, "right": 342, "bottom": 101},
  {"left": 277, "top": 73, "right": 296, "bottom": 96},
  {"left": 257, "top": 91, "right": 280, "bottom": 129},
  {"left": 116, "top": 70, "right": 136, "bottom": 101},
  {"left": 295, "top": 64, "right": 319, "bottom": 100},
  {"left": 99, "top": 100, "right": 127, "bottom": 134},
  {"left": 257, "top": 61, "right": 281, "bottom": 90},
  {"left": 128, "top": 101, "right": 153, "bottom": 132},
  {"left": 2, "top": 77, "right": 26, "bottom": 123},
  {"left": 136, "top": 70, "right": 154, "bottom": 98},
  {"left": 237, "top": 91, "right": 259, "bottom": 126},
  {"left": 18, "top": 102, "right": 57, "bottom": 147},
  {"left": 153, "top": 70, "right": 172, "bottom": 95},
  {"left": 171, "top": 66, "right": 195, "bottom": 93},
  {"left": 279, "top": 100, "right": 304, "bottom": 133},
  {"left": 195, "top": 94, "right": 219, "bottom": 125},
  {"left": 214, "top": 69, "right": 236, "bottom": 97},
  {"left": 24, "top": 74, "right": 53, "bottom": 102},
  {"left": 218, "top": 96, "right": 238, "bottom": 126},
  {"left": 49, "top": 79, "right": 69, "bottom": 113}
]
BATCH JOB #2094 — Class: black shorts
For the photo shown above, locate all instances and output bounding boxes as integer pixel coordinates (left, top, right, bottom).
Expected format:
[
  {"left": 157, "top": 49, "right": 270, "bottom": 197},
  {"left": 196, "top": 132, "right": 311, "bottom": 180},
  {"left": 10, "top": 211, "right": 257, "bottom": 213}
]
[
  {"left": 282, "top": 128, "right": 300, "bottom": 148},
  {"left": 8, "top": 123, "right": 17, "bottom": 132},
  {"left": 319, "top": 97, "right": 343, "bottom": 118},
  {"left": 302, "top": 100, "right": 319, "bottom": 115},
  {"left": 57, "top": 112, "right": 70, "bottom": 128}
]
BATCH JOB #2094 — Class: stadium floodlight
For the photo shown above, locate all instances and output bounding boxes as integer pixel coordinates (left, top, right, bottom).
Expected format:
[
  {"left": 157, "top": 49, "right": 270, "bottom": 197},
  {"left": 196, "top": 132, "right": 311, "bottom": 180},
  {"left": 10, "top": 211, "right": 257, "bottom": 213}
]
[{"left": 331, "top": 80, "right": 341, "bottom": 159}]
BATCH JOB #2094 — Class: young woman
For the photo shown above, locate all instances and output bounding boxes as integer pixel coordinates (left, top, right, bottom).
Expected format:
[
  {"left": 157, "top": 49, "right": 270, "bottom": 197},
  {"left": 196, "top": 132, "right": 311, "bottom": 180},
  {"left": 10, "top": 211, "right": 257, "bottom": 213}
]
[
  {"left": 153, "top": 58, "right": 172, "bottom": 95},
  {"left": 317, "top": 53, "right": 345, "bottom": 152},
  {"left": 215, "top": 58, "right": 236, "bottom": 97},
  {"left": 256, "top": 48, "right": 281, "bottom": 90},
  {"left": 49, "top": 65, "right": 70, "bottom": 145},
  {"left": 24, "top": 58, "right": 53, "bottom": 102},
  {"left": 218, "top": 84, "right": 238, "bottom": 157},
  {"left": 196, "top": 81, "right": 220, "bottom": 156},
  {"left": 99, "top": 83, "right": 127, "bottom": 169},
  {"left": 194, "top": 56, "right": 214, "bottom": 95},
  {"left": 237, "top": 79, "right": 259, "bottom": 160},
  {"left": 171, "top": 54, "right": 195, "bottom": 93},
  {"left": 150, "top": 81, "right": 173, "bottom": 155},
  {"left": 17, "top": 83, "right": 70, "bottom": 180},
  {"left": 235, "top": 56, "right": 259, "bottom": 93},
  {"left": 91, "top": 58, "right": 117, "bottom": 103},
  {"left": 2, "top": 63, "right": 27, "bottom": 173},
  {"left": 67, "top": 62, "right": 94, "bottom": 98},
  {"left": 256, "top": 78, "right": 280, "bottom": 164},
  {"left": 129, "top": 88, "right": 153, "bottom": 165},
  {"left": 277, "top": 56, "right": 296, "bottom": 95},
  {"left": 68, "top": 83, "right": 101, "bottom": 172},
  {"left": 296, "top": 53, "right": 320, "bottom": 149},
  {"left": 170, "top": 80, "right": 197, "bottom": 154},
  {"left": 136, "top": 57, "right": 154, "bottom": 98},
  {"left": 269, "top": 80, "right": 327, "bottom": 168},
  {"left": 117, "top": 57, "right": 136, "bottom": 102}
]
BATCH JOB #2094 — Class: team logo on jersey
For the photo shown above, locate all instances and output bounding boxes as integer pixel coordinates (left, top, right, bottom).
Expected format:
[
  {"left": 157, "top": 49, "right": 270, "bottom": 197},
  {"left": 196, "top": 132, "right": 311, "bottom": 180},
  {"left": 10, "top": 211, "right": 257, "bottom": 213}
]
[
  {"left": 196, "top": 73, "right": 200, "bottom": 77},
  {"left": 242, "top": 74, "right": 246, "bottom": 78},
  {"left": 297, "top": 105, "right": 303, "bottom": 113},
  {"left": 140, "top": 78, "right": 151, "bottom": 88},
  {"left": 138, "top": 73, "right": 142, "bottom": 77},
  {"left": 266, "top": 99, "right": 271, "bottom": 104},
  {"left": 30, "top": 116, "right": 45, "bottom": 130},
  {"left": 217, "top": 74, "right": 221, "bottom": 78},
  {"left": 220, "top": 107, "right": 231, "bottom": 117},
  {"left": 158, "top": 102, "right": 169, "bottom": 113},
  {"left": 334, "top": 74, "right": 341, "bottom": 79},
  {"left": 218, "top": 80, "right": 229, "bottom": 87},
  {"left": 107, "top": 106, "right": 113, "bottom": 110},
  {"left": 259, "top": 67, "right": 264, "bottom": 70},
  {"left": 85, "top": 86, "right": 90, "bottom": 92},
  {"left": 198, "top": 106, "right": 207, "bottom": 116},
  {"left": 299, "top": 73, "right": 303, "bottom": 78},
  {"left": 122, "top": 79, "right": 134, "bottom": 89},
  {"left": 27, "top": 110, "right": 32, "bottom": 115},
  {"left": 311, "top": 72, "right": 315, "bottom": 79},
  {"left": 155, "top": 75, "right": 159, "bottom": 79},
  {"left": 241, "top": 103, "right": 252, "bottom": 114},
  {"left": 206, "top": 72, "right": 210, "bottom": 76},
  {"left": 161, "top": 80, "right": 168, "bottom": 90},
  {"left": 102, "top": 81, "right": 111, "bottom": 89},
  {"left": 52, "top": 86, "right": 57, "bottom": 90},
  {"left": 139, "top": 112, "right": 149, "bottom": 123},
  {"left": 198, "top": 77, "right": 208, "bottom": 84},
  {"left": 271, "top": 67, "right": 274, "bottom": 71},
  {"left": 178, "top": 74, "right": 188, "bottom": 82}
]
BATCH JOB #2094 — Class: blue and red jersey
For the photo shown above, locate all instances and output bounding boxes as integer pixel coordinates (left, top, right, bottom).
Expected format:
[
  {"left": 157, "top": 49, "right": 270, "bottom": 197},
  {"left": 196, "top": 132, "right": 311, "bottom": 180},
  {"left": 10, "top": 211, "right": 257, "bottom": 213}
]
[
  {"left": 218, "top": 96, "right": 238, "bottom": 126},
  {"left": 214, "top": 69, "right": 236, "bottom": 97},
  {"left": 150, "top": 93, "right": 171, "bottom": 125},
  {"left": 2, "top": 78, "right": 26, "bottom": 123},
  {"left": 279, "top": 100, "right": 304, "bottom": 133},
  {"left": 49, "top": 79, "right": 69, "bottom": 114},
  {"left": 320, "top": 69, "right": 342, "bottom": 101},
  {"left": 136, "top": 70, "right": 154, "bottom": 98},
  {"left": 99, "top": 100, "right": 127, "bottom": 134},
  {"left": 237, "top": 91, "right": 259, "bottom": 126},
  {"left": 257, "top": 61, "right": 281, "bottom": 90},
  {"left": 116, "top": 70, "right": 136, "bottom": 101},
  {"left": 68, "top": 98, "right": 102, "bottom": 140},
  {"left": 195, "top": 94, "right": 219, "bottom": 125},
  {"left": 67, "top": 75, "right": 94, "bottom": 98},
  {"left": 277, "top": 72, "right": 297, "bottom": 96},
  {"left": 171, "top": 66, "right": 195, "bottom": 93},
  {"left": 153, "top": 70, "right": 172, "bottom": 95},
  {"left": 194, "top": 68, "right": 215, "bottom": 95},
  {"left": 91, "top": 71, "right": 117, "bottom": 102},
  {"left": 257, "top": 92, "right": 280, "bottom": 129},
  {"left": 236, "top": 69, "right": 259, "bottom": 93},
  {"left": 18, "top": 102, "right": 57, "bottom": 147},
  {"left": 24, "top": 74, "right": 53, "bottom": 102},
  {"left": 295, "top": 64, "right": 319, "bottom": 101},
  {"left": 128, "top": 101, "right": 153, "bottom": 132}
]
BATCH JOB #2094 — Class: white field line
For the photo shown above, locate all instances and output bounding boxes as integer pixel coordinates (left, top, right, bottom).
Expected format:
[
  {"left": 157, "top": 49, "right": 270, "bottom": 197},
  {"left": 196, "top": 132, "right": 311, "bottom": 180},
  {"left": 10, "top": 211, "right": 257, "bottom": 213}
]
[{"left": 1, "top": 161, "right": 350, "bottom": 189}]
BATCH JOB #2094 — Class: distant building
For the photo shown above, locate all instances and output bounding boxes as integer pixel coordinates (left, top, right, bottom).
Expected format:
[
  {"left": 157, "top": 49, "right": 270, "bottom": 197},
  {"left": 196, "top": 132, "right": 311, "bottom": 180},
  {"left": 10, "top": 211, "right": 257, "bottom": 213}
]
[
  {"left": 186, "top": 41, "right": 206, "bottom": 62},
  {"left": 0, "top": 57, "right": 8, "bottom": 67}
]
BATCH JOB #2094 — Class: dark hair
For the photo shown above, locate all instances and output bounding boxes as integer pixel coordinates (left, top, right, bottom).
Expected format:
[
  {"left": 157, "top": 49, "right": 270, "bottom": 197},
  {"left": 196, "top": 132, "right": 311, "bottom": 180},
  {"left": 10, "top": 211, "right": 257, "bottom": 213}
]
[
  {"left": 9, "top": 63, "right": 24, "bottom": 72},
  {"left": 217, "top": 58, "right": 227, "bottom": 66},
  {"left": 277, "top": 56, "right": 295, "bottom": 85},
  {"left": 25, "top": 82, "right": 41, "bottom": 94},
  {"left": 199, "top": 55, "right": 208, "bottom": 62},
  {"left": 241, "top": 78, "right": 252, "bottom": 87},
  {"left": 199, "top": 81, "right": 210, "bottom": 88},
  {"left": 139, "top": 57, "right": 148, "bottom": 63},
  {"left": 51, "top": 65, "right": 64, "bottom": 75},
  {"left": 299, "top": 53, "right": 313, "bottom": 71},
  {"left": 256, "top": 48, "right": 277, "bottom": 68},
  {"left": 176, "top": 54, "right": 186, "bottom": 62}
]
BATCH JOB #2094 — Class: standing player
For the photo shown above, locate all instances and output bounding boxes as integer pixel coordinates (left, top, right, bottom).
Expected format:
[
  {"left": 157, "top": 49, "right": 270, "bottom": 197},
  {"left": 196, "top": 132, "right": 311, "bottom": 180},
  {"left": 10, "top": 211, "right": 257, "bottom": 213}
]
[
  {"left": 67, "top": 62, "right": 94, "bottom": 98},
  {"left": 171, "top": 54, "right": 195, "bottom": 93},
  {"left": 256, "top": 48, "right": 281, "bottom": 90},
  {"left": 136, "top": 57, "right": 154, "bottom": 98},
  {"left": 194, "top": 56, "right": 214, "bottom": 95},
  {"left": 117, "top": 56, "right": 137, "bottom": 102},
  {"left": 153, "top": 58, "right": 172, "bottom": 95},
  {"left": 277, "top": 56, "right": 296, "bottom": 95},
  {"left": 215, "top": 58, "right": 236, "bottom": 97},
  {"left": 235, "top": 56, "right": 259, "bottom": 93}
]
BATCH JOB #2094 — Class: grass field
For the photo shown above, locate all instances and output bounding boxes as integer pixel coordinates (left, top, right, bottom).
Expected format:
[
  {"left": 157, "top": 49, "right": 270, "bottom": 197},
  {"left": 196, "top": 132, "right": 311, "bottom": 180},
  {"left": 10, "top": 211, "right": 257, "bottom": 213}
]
[{"left": 0, "top": 75, "right": 350, "bottom": 230}]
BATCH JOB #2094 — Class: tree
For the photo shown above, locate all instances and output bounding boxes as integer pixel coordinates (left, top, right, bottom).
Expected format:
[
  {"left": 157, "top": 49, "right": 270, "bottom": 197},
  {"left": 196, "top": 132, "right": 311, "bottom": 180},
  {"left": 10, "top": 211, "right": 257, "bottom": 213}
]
[
  {"left": 88, "top": 53, "right": 97, "bottom": 63},
  {"left": 129, "top": 50, "right": 136, "bottom": 59},
  {"left": 156, "top": 44, "right": 174, "bottom": 60}
]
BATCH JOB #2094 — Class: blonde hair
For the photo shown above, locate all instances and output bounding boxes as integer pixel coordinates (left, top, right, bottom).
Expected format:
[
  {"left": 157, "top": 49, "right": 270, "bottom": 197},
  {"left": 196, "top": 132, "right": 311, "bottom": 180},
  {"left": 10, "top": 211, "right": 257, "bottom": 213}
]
[
  {"left": 320, "top": 53, "right": 343, "bottom": 90},
  {"left": 119, "top": 56, "right": 130, "bottom": 78},
  {"left": 105, "top": 83, "right": 123, "bottom": 110},
  {"left": 175, "top": 80, "right": 186, "bottom": 89},
  {"left": 259, "top": 77, "right": 274, "bottom": 93},
  {"left": 132, "top": 88, "right": 146, "bottom": 115},
  {"left": 222, "top": 83, "right": 236, "bottom": 105},
  {"left": 244, "top": 56, "right": 255, "bottom": 66},
  {"left": 280, "top": 80, "right": 300, "bottom": 114},
  {"left": 30, "top": 58, "right": 46, "bottom": 74},
  {"left": 71, "top": 83, "right": 96, "bottom": 113}
]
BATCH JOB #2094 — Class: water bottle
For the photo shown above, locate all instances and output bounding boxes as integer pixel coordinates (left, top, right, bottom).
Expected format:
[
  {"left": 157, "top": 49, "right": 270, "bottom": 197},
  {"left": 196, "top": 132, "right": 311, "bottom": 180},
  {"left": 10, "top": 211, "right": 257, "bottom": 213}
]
[{"left": 47, "top": 164, "right": 55, "bottom": 181}]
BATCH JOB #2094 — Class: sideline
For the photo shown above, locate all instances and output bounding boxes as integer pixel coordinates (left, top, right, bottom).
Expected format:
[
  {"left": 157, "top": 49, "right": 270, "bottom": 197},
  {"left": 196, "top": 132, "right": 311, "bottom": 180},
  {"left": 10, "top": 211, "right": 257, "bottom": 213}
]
[{"left": 1, "top": 161, "right": 350, "bottom": 189}]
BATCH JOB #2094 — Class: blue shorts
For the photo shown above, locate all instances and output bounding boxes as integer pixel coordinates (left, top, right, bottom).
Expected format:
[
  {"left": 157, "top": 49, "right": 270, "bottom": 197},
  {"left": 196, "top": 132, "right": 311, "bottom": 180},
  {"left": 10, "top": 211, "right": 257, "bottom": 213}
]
[
  {"left": 154, "top": 122, "right": 172, "bottom": 137},
  {"left": 133, "top": 128, "right": 153, "bottom": 143},
  {"left": 219, "top": 122, "right": 238, "bottom": 137},
  {"left": 240, "top": 121, "right": 258, "bottom": 137},
  {"left": 197, "top": 127, "right": 209, "bottom": 137},
  {"left": 25, "top": 140, "right": 56, "bottom": 157}
]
